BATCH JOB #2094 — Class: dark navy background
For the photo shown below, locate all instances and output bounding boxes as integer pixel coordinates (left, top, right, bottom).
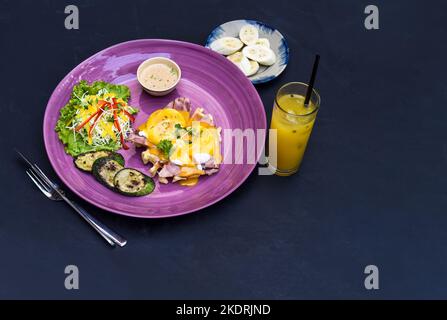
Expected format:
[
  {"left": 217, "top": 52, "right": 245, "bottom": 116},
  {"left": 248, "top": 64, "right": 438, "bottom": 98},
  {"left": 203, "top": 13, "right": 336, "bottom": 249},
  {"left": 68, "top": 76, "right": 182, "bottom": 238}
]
[{"left": 1, "top": 0, "right": 446, "bottom": 299}]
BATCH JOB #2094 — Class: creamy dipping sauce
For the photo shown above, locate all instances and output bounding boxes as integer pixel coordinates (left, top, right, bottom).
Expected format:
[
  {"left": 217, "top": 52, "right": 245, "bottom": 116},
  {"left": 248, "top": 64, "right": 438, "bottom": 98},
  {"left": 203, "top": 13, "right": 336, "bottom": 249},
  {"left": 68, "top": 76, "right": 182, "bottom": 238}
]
[{"left": 140, "top": 63, "right": 178, "bottom": 91}]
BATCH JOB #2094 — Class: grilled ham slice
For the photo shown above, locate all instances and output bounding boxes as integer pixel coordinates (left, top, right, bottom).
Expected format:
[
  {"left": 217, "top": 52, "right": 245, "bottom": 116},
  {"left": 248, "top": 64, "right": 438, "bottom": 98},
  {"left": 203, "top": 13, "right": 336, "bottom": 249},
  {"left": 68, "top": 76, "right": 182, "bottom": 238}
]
[{"left": 164, "top": 97, "right": 191, "bottom": 112}]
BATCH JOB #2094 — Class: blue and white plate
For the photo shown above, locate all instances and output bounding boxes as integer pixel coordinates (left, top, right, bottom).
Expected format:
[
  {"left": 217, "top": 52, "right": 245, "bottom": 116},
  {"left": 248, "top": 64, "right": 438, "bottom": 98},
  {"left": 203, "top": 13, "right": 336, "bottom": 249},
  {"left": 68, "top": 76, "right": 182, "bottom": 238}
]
[{"left": 205, "top": 19, "right": 289, "bottom": 84}]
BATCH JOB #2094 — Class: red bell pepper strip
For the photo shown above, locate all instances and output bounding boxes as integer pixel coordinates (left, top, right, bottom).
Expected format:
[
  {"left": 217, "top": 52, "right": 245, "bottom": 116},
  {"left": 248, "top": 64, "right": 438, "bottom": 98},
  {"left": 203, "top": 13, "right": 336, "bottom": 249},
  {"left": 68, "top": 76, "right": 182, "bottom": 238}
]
[
  {"left": 75, "top": 110, "right": 101, "bottom": 132},
  {"left": 109, "top": 98, "right": 129, "bottom": 150},
  {"left": 123, "top": 109, "right": 135, "bottom": 122},
  {"left": 88, "top": 100, "right": 110, "bottom": 136},
  {"left": 88, "top": 109, "right": 104, "bottom": 136},
  {"left": 89, "top": 101, "right": 110, "bottom": 136},
  {"left": 113, "top": 109, "right": 129, "bottom": 150},
  {"left": 97, "top": 100, "right": 109, "bottom": 108},
  {"left": 111, "top": 98, "right": 135, "bottom": 122},
  {"left": 75, "top": 100, "right": 110, "bottom": 132}
]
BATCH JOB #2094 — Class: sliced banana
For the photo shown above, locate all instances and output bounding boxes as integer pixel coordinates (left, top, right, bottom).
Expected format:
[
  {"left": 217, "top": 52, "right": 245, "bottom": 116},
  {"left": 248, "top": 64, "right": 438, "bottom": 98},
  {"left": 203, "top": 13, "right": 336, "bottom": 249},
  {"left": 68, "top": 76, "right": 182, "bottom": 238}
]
[
  {"left": 209, "top": 37, "right": 244, "bottom": 55},
  {"left": 246, "top": 60, "right": 260, "bottom": 77},
  {"left": 239, "top": 25, "right": 259, "bottom": 45},
  {"left": 227, "top": 52, "right": 252, "bottom": 76},
  {"left": 242, "top": 45, "right": 276, "bottom": 66},
  {"left": 254, "top": 38, "right": 270, "bottom": 48}
]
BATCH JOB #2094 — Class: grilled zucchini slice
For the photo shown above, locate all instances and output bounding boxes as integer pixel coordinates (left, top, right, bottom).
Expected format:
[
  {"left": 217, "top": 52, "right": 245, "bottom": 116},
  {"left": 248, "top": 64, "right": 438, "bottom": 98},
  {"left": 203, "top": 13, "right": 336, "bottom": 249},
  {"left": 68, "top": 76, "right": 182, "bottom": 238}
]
[
  {"left": 109, "top": 152, "right": 125, "bottom": 166},
  {"left": 92, "top": 157, "right": 124, "bottom": 189},
  {"left": 74, "top": 151, "right": 124, "bottom": 172},
  {"left": 74, "top": 151, "right": 111, "bottom": 172},
  {"left": 113, "top": 168, "right": 155, "bottom": 197}
]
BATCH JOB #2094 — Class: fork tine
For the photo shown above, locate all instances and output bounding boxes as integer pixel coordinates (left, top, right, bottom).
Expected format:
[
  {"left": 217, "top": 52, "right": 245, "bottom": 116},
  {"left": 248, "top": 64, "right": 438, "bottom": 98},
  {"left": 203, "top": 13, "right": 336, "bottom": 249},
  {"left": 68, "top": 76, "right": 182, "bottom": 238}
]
[
  {"left": 33, "top": 164, "right": 57, "bottom": 189},
  {"left": 15, "top": 148, "right": 34, "bottom": 167},
  {"left": 15, "top": 148, "right": 57, "bottom": 189},
  {"left": 28, "top": 167, "right": 53, "bottom": 191},
  {"left": 16, "top": 148, "right": 55, "bottom": 187},
  {"left": 26, "top": 170, "right": 52, "bottom": 198},
  {"left": 27, "top": 169, "right": 52, "bottom": 192}
]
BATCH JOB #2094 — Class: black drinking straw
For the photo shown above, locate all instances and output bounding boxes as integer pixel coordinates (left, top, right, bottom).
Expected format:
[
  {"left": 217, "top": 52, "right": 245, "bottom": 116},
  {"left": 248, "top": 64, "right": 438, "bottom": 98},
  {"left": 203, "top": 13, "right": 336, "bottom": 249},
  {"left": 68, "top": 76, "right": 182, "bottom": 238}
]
[{"left": 304, "top": 54, "right": 320, "bottom": 107}]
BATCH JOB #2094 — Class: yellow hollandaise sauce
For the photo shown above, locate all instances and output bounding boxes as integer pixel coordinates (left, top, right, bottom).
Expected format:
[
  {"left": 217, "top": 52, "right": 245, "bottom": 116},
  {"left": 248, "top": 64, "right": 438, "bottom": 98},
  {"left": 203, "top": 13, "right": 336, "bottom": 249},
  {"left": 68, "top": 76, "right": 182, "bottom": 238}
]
[{"left": 139, "top": 107, "right": 221, "bottom": 187}]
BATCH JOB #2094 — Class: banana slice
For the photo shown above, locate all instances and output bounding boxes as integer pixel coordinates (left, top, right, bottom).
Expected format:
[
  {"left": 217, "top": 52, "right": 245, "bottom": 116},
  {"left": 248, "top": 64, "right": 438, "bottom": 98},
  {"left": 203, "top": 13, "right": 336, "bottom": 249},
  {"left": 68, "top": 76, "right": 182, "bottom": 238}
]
[
  {"left": 227, "top": 52, "right": 252, "bottom": 76},
  {"left": 246, "top": 60, "right": 260, "bottom": 77},
  {"left": 239, "top": 25, "right": 259, "bottom": 45},
  {"left": 254, "top": 38, "right": 270, "bottom": 48},
  {"left": 242, "top": 45, "right": 276, "bottom": 66},
  {"left": 209, "top": 37, "right": 244, "bottom": 55}
]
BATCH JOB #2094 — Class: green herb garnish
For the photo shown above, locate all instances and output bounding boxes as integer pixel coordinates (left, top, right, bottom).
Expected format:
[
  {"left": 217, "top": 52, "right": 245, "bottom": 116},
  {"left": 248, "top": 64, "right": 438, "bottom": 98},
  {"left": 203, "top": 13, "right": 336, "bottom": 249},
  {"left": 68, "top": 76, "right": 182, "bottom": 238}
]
[
  {"left": 157, "top": 139, "right": 173, "bottom": 157},
  {"left": 175, "top": 123, "right": 193, "bottom": 136},
  {"left": 127, "top": 106, "right": 139, "bottom": 115}
]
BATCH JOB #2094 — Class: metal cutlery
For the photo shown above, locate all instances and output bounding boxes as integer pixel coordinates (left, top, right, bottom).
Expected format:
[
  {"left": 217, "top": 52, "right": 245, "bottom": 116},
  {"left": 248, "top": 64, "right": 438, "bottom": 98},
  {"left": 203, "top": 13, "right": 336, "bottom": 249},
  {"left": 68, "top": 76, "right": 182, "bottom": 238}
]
[{"left": 16, "top": 149, "right": 127, "bottom": 247}]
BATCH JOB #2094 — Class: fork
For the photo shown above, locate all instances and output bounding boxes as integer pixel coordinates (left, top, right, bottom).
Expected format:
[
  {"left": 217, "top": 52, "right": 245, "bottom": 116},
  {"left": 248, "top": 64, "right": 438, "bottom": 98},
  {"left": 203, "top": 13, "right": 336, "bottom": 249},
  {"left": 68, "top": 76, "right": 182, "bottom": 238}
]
[{"left": 17, "top": 150, "right": 127, "bottom": 247}]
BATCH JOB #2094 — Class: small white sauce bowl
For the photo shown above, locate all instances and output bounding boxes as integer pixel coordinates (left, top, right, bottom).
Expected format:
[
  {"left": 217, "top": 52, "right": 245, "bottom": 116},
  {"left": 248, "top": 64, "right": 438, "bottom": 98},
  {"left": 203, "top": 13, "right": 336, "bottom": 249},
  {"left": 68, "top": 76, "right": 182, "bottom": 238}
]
[{"left": 137, "top": 57, "right": 182, "bottom": 96}]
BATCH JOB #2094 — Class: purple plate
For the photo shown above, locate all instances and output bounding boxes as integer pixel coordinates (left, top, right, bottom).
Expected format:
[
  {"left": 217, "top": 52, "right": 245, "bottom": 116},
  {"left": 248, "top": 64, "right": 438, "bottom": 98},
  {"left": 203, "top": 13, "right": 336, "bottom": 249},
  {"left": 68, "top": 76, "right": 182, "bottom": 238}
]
[{"left": 43, "top": 39, "right": 266, "bottom": 218}]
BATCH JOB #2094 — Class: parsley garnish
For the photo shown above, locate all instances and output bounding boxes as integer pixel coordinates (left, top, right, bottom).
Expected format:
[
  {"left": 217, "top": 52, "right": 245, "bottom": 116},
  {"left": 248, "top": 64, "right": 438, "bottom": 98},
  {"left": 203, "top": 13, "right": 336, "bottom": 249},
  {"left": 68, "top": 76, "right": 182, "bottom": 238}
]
[
  {"left": 157, "top": 139, "right": 173, "bottom": 157},
  {"left": 175, "top": 123, "right": 193, "bottom": 136}
]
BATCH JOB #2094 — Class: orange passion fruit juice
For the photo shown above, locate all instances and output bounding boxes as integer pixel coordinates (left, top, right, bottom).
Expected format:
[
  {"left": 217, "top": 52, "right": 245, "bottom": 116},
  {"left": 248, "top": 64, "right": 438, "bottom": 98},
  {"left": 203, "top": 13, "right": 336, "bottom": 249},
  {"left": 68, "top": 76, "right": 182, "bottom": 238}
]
[{"left": 270, "top": 83, "right": 320, "bottom": 176}]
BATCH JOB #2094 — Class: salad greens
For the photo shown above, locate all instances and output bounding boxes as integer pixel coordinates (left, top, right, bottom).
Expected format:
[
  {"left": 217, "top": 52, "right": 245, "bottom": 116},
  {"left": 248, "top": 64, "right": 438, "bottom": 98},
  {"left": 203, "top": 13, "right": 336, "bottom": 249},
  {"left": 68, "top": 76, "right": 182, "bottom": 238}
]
[{"left": 55, "top": 81, "right": 133, "bottom": 157}]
